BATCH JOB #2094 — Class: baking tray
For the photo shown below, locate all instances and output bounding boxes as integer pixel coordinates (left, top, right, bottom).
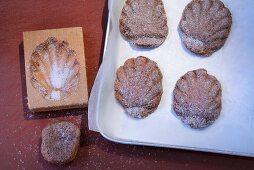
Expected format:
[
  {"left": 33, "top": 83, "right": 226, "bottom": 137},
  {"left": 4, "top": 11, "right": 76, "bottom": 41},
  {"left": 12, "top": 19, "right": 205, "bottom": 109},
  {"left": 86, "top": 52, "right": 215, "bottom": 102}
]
[{"left": 89, "top": 0, "right": 254, "bottom": 157}]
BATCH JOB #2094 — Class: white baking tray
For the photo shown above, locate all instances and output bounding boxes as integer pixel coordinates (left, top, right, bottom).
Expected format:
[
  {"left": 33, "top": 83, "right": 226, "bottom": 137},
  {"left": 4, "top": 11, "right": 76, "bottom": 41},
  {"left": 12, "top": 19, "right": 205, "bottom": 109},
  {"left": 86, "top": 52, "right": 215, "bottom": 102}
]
[{"left": 88, "top": 0, "right": 254, "bottom": 157}]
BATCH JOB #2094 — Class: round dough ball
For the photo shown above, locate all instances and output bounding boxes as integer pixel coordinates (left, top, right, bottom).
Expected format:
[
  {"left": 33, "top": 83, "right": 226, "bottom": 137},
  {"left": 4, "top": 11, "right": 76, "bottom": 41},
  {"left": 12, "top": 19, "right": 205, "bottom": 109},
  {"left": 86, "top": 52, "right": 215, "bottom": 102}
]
[{"left": 41, "top": 122, "right": 80, "bottom": 164}]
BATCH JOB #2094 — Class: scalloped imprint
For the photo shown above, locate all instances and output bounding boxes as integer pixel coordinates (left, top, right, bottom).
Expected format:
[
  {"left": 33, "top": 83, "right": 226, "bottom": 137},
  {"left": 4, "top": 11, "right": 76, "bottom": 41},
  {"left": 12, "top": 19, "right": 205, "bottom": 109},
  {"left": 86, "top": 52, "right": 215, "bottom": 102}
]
[
  {"left": 119, "top": 0, "right": 168, "bottom": 48},
  {"left": 30, "top": 37, "right": 80, "bottom": 101},
  {"left": 173, "top": 69, "right": 222, "bottom": 129},
  {"left": 179, "top": 0, "right": 232, "bottom": 56},
  {"left": 114, "top": 56, "right": 163, "bottom": 118}
]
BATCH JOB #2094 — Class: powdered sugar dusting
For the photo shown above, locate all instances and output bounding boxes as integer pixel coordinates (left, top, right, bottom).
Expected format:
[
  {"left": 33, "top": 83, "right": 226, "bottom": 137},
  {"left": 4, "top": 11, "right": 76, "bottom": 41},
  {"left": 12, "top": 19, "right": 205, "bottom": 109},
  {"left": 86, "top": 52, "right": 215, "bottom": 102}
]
[
  {"left": 183, "top": 34, "right": 205, "bottom": 47},
  {"left": 41, "top": 122, "right": 80, "bottom": 164},
  {"left": 179, "top": 0, "right": 232, "bottom": 56},
  {"left": 30, "top": 37, "right": 80, "bottom": 101},
  {"left": 115, "top": 56, "right": 163, "bottom": 118},
  {"left": 125, "top": 107, "right": 145, "bottom": 117},
  {"left": 119, "top": 0, "right": 168, "bottom": 48},
  {"left": 173, "top": 69, "right": 222, "bottom": 128},
  {"left": 51, "top": 90, "right": 61, "bottom": 101},
  {"left": 50, "top": 58, "right": 71, "bottom": 89}
]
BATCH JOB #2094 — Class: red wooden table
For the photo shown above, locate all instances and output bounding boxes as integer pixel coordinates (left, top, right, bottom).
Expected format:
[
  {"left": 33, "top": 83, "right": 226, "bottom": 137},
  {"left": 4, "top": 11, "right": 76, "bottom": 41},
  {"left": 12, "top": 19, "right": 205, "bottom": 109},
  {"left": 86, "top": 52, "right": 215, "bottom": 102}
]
[{"left": 0, "top": 0, "right": 253, "bottom": 169}]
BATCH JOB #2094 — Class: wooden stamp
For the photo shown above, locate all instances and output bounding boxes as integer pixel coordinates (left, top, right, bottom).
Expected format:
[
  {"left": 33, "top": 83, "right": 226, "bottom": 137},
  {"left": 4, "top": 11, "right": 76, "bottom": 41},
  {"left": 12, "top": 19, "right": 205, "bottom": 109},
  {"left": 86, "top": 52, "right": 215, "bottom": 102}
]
[{"left": 23, "top": 27, "right": 88, "bottom": 112}]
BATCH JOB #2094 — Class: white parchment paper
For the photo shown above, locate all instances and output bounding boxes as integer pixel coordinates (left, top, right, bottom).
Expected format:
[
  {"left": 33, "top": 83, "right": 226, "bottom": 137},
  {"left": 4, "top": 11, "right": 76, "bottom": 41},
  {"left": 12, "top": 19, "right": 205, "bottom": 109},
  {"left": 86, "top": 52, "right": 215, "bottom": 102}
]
[{"left": 88, "top": 0, "right": 254, "bottom": 156}]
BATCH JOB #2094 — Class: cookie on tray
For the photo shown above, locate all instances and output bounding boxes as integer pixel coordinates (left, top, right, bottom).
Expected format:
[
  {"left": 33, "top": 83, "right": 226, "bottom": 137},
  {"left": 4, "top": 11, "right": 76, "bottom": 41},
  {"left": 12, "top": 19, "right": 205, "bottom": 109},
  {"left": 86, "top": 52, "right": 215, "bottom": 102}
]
[
  {"left": 173, "top": 69, "right": 222, "bottom": 128},
  {"left": 179, "top": 0, "right": 232, "bottom": 56},
  {"left": 115, "top": 56, "right": 163, "bottom": 118},
  {"left": 119, "top": 0, "right": 168, "bottom": 48},
  {"left": 41, "top": 122, "right": 80, "bottom": 164}
]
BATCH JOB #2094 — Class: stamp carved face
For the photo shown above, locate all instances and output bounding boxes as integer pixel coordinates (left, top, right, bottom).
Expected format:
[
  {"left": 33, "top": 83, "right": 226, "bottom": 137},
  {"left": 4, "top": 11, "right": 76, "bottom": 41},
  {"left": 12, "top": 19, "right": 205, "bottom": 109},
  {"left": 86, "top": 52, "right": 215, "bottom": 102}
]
[{"left": 30, "top": 37, "right": 80, "bottom": 101}]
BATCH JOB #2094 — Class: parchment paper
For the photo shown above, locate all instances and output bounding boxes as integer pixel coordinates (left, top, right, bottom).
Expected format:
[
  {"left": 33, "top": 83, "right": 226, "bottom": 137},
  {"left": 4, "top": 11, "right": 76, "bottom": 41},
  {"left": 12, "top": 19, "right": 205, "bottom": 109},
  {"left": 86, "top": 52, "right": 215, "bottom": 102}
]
[{"left": 88, "top": 0, "right": 254, "bottom": 156}]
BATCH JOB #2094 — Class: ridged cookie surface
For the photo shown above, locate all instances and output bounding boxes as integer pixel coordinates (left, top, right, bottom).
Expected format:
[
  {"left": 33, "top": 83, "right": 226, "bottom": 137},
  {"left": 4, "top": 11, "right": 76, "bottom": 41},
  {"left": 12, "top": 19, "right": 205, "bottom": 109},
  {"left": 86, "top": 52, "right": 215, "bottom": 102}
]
[
  {"left": 179, "top": 0, "right": 232, "bottom": 56},
  {"left": 115, "top": 56, "right": 163, "bottom": 118},
  {"left": 173, "top": 69, "right": 222, "bottom": 128},
  {"left": 119, "top": 0, "right": 168, "bottom": 48}
]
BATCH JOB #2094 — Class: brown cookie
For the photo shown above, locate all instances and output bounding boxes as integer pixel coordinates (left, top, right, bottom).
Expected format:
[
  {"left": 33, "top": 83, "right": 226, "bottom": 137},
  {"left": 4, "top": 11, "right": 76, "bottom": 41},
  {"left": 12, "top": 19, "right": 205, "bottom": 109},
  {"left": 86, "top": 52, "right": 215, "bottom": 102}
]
[
  {"left": 41, "top": 122, "right": 80, "bottom": 164},
  {"left": 173, "top": 69, "right": 222, "bottom": 128},
  {"left": 115, "top": 56, "right": 163, "bottom": 118},
  {"left": 119, "top": 0, "right": 168, "bottom": 48},
  {"left": 179, "top": 0, "right": 232, "bottom": 56}
]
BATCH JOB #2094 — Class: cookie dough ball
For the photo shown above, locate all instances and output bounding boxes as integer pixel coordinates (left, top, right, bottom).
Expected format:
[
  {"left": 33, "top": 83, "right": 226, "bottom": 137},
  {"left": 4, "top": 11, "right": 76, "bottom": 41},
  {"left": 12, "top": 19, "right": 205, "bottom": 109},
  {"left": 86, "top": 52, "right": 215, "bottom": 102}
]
[
  {"left": 173, "top": 69, "right": 222, "bottom": 128},
  {"left": 41, "top": 122, "right": 80, "bottom": 164},
  {"left": 115, "top": 56, "right": 163, "bottom": 118},
  {"left": 179, "top": 0, "right": 232, "bottom": 56}
]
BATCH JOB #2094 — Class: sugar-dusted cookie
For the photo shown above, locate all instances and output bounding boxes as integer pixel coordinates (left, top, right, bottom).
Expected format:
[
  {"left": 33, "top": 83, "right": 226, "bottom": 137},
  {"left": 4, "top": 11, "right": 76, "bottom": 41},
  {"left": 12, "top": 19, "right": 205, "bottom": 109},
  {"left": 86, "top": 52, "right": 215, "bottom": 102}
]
[
  {"left": 173, "top": 69, "right": 222, "bottom": 128},
  {"left": 119, "top": 0, "right": 168, "bottom": 48},
  {"left": 179, "top": 0, "right": 232, "bottom": 56},
  {"left": 115, "top": 56, "right": 163, "bottom": 118}
]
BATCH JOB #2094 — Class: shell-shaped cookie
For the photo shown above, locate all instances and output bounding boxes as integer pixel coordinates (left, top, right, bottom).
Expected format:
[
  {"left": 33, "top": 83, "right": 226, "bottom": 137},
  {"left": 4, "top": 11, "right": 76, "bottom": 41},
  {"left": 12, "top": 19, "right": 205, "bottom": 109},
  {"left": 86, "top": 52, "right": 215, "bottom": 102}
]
[
  {"left": 179, "top": 0, "right": 232, "bottom": 56},
  {"left": 119, "top": 0, "right": 168, "bottom": 48},
  {"left": 30, "top": 37, "right": 80, "bottom": 101},
  {"left": 173, "top": 69, "right": 222, "bottom": 128},
  {"left": 115, "top": 56, "right": 163, "bottom": 118}
]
